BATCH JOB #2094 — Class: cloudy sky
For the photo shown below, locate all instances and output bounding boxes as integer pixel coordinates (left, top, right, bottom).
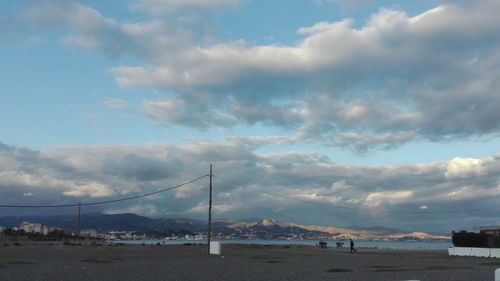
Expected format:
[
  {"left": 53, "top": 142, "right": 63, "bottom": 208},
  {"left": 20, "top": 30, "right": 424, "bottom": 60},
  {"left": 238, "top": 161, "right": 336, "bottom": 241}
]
[{"left": 1, "top": 0, "right": 500, "bottom": 233}]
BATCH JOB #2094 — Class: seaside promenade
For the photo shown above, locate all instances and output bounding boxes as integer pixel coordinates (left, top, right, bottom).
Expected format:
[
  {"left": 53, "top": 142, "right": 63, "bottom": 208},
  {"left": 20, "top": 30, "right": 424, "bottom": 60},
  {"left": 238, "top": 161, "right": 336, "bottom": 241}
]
[{"left": 0, "top": 243, "right": 498, "bottom": 281}]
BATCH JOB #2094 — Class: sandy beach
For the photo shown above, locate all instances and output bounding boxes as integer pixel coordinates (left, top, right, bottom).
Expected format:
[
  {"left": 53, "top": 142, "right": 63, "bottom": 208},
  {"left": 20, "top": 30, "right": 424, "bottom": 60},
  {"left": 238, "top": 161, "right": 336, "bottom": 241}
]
[{"left": 0, "top": 243, "right": 499, "bottom": 281}]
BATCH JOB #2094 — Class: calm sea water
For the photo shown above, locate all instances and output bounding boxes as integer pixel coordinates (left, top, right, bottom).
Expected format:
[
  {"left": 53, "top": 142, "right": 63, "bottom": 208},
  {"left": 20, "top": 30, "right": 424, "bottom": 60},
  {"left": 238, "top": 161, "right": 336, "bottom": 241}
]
[{"left": 113, "top": 239, "right": 452, "bottom": 250}]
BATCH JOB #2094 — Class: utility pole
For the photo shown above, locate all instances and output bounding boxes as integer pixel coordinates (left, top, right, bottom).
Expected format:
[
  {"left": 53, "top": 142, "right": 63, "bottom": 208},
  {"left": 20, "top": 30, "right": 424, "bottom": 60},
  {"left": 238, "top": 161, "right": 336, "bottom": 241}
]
[
  {"left": 207, "top": 164, "right": 213, "bottom": 254},
  {"left": 75, "top": 201, "right": 81, "bottom": 237}
]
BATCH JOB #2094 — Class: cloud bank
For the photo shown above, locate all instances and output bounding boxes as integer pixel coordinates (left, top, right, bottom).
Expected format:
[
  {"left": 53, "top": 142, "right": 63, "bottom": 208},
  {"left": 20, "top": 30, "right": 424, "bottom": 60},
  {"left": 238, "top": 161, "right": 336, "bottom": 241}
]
[
  {"left": 1, "top": 142, "right": 499, "bottom": 231},
  {"left": 3, "top": 0, "right": 500, "bottom": 232},
  {"left": 20, "top": 0, "right": 500, "bottom": 152}
]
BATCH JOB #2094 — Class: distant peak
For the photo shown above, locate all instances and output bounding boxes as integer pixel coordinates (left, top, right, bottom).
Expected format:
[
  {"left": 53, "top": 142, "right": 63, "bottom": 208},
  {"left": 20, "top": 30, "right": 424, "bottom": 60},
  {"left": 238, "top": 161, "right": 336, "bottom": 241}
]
[{"left": 260, "top": 219, "right": 279, "bottom": 226}]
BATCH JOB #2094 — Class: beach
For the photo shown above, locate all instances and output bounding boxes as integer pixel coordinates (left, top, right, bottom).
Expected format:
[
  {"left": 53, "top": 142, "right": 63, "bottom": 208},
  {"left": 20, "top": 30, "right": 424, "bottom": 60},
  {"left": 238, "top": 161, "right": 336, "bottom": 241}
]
[{"left": 0, "top": 243, "right": 498, "bottom": 281}]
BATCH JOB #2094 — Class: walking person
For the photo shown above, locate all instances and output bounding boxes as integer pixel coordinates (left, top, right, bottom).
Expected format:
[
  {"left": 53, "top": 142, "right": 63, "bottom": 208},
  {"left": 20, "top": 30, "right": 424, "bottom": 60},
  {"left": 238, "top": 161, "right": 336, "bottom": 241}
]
[{"left": 350, "top": 239, "right": 357, "bottom": 253}]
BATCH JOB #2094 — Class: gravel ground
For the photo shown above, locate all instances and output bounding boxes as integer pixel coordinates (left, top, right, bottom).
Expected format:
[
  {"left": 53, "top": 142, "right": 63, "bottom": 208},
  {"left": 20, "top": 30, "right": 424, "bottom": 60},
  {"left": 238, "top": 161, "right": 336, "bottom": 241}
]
[{"left": 0, "top": 243, "right": 499, "bottom": 281}]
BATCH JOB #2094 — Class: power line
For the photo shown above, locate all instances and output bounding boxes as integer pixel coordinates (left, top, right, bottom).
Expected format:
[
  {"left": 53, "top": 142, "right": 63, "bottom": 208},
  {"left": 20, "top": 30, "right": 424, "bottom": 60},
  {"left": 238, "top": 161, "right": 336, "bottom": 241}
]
[
  {"left": 0, "top": 175, "right": 208, "bottom": 208},
  {"left": 213, "top": 175, "right": 500, "bottom": 215},
  {"left": 212, "top": 175, "right": 243, "bottom": 187}
]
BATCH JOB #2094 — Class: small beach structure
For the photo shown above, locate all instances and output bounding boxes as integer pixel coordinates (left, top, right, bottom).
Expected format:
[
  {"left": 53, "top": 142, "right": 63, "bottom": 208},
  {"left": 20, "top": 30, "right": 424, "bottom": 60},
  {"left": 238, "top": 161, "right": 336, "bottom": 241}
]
[{"left": 209, "top": 241, "right": 221, "bottom": 255}]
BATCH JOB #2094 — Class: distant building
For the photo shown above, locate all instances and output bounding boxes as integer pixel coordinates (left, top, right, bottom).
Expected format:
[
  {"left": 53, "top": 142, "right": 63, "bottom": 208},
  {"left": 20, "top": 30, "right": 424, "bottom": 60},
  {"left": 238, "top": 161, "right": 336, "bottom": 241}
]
[
  {"left": 20, "top": 222, "right": 33, "bottom": 233},
  {"left": 80, "top": 230, "right": 98, "bottom": 238},
  {"left": 478, "top": 226, "right": 500, "bottom": 235},
  {"left": 42, "top": 225, "right": 51, "bottom": 235},
  {"left": 33, "top": 223, "right": 42, "bottom": 234},
  {"left": 19, "top": 221, "right": 55, "bottom": 235}
]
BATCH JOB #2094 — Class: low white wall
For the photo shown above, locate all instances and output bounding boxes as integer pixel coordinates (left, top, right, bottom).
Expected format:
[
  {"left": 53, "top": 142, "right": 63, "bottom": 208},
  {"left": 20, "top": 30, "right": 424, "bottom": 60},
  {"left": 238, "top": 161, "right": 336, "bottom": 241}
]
[
  {"left": 491, "top": 248, "right": 500, "bottom": 258},
  {"left": 453, "top": 247, "right": 472, "bottom": 256},
  {"left": 471, "top": 247, "right": 490, "bottom": 257},
  {"left": 450, "top": 247, "right": 500, "bottom": 258}
]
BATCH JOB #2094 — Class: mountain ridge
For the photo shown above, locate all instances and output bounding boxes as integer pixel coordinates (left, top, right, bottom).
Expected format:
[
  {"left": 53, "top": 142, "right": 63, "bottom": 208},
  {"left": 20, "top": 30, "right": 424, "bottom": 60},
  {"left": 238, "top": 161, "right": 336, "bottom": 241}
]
[{"left": 0, "top": 213, "right": 450, "bottom": 240}]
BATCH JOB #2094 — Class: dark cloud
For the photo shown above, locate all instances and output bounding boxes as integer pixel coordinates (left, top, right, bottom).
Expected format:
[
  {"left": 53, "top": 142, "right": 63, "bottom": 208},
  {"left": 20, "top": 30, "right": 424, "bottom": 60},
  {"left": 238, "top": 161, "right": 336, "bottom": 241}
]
[
  {"left": 3, "top": 142, "right": 499, "bottom": 232},
  {"left": 103, "top": 154, "right": 177, "bottom": 181}
]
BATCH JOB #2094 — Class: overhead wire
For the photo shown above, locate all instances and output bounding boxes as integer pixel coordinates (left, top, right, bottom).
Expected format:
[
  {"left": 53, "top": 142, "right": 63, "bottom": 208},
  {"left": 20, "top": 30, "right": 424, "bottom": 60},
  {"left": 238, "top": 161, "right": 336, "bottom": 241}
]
[
  {"left": 0, "top": 174, "right": 208, "bottom": 208},
  {"left": 2, "top": 171, "right": 498, "bottom": 215}
]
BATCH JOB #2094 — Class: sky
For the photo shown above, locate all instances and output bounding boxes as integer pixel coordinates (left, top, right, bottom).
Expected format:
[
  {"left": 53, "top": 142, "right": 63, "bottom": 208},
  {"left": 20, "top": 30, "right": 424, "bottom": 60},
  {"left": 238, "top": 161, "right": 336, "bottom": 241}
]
[{"left": 1, "top": 0, "right": 500, "bottom": 233}]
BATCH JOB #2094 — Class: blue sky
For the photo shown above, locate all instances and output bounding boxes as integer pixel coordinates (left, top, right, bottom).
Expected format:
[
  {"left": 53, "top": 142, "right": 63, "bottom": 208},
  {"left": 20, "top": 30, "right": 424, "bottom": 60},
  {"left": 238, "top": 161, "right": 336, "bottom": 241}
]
[{"left": 1, "top": 0, "right": 500, "bottom": 232}]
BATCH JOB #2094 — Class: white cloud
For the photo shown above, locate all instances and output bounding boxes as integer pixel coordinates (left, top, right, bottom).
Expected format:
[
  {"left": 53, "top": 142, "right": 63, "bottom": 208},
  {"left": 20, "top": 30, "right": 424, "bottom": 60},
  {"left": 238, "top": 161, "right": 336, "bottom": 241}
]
[
  {"left": 315, "top": 0, "right": 373, "bottom": 11},
  {"left": 445, "top": 157, "right": 485, "bottom": 179},
  {"left": 114, "top": 1, "right": 500, "bottom": 150},
  {"left": 62, "top": 182, "right": 114, "bottom": 198},
  {"left": 21, "top": 0, "right": 500, "bottom": 151},
  {"left": 214, "top": 203, "right": 241, "bottom": 214},
  {"left": 0, "top": 170, "right": 112, "bottom": 198},
  {"left": 342, "top": 103, "right": 368, "bottom": 122},
  {"left": 330, "top": 180, "right": 351, "bottom": 192},
  {"left": 23, "top": 0, "right": 123, "bottom": 56},
  {"left": 364, "top": 191, "right": 414, "bottom": 207},
  {"left": 131, "top": 0, "right": 241, "bottom": 15},
  {"left": 104, "top": 204, "right": 159, "bottom": 217},
  {"left": 104, "top": 98, "right": 129, "bottom": 110},
  {"left": 142, "top": 98, "right": 236, "bottom": 128},
  {"left": 174, "top": 184, "right": 205, "bottom": 199},
  {"left": 183, "top": 202, "right": 207, "bottom": 214},
  {"left": 296, "top": 192, "right": 342, "bottom": 204}
]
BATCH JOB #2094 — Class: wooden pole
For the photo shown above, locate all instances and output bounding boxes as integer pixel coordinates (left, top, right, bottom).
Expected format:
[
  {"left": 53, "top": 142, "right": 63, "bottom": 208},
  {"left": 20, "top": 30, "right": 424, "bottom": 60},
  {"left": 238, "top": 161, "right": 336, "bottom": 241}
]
[
  {"left": 207, "top": 164, "right": 213, "bottom": 254},
  {"left": 76, "top": 202, "right": 81, "bottom": 237}
]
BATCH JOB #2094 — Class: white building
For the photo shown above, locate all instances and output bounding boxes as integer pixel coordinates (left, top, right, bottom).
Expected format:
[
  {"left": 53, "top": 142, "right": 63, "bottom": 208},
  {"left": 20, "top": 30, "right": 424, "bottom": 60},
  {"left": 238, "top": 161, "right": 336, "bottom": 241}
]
[
  {"left": 42, "top": 225, "right": 52, "bottom": 235},
  {"left": 80, "top": 230, "right": 98, "bottom": 238},
  {"left": 33, "top": 224, "right": 42, "bottom": 234},
  {"left": 19, "top": 221, "right": 54, "bottom": 235},
  {"left": 20, "top": 221, "right": 33, "bottom": 233}
]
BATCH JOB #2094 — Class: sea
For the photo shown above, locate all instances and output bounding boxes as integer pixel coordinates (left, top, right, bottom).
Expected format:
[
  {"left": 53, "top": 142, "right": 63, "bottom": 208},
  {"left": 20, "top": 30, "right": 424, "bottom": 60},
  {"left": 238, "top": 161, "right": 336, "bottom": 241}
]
[{"left": 112, "top": 239, "right": 452, "bottom": 250}]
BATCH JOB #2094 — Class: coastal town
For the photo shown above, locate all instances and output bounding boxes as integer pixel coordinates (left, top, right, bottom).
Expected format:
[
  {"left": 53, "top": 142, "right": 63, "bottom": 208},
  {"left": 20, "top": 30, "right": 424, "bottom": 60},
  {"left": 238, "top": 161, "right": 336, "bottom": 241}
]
[{"left": 0, "top": 217, "right": 451, "bottom": 243}]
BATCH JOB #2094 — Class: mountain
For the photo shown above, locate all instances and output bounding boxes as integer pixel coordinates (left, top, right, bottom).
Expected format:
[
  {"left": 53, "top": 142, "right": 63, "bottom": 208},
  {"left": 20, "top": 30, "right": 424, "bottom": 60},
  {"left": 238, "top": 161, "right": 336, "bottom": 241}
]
[
  {"left": 226, "top": 219, "right": 331, "bottom": 239},
  {"left": 0, "top": 213, "right": 450, "bottom": 240},
  {"left": 0, "top": 213, "right": 154, "bottom": 232},
  {"left": 346, "top": 225, "right": 406, "bottom": 235}
]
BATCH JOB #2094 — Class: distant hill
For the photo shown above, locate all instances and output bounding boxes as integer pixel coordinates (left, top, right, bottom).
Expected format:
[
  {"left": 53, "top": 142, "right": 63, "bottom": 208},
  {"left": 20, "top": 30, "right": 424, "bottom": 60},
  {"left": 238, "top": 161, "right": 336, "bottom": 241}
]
[
  {"left": 0, "top": 213, "right": 450, "bottom": 240},
  {"left": 0, "top": 213, "right": 154, "bottom": 232},
  {"left": 346, "top": 225, "right": 406, "bottom": 235}
]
